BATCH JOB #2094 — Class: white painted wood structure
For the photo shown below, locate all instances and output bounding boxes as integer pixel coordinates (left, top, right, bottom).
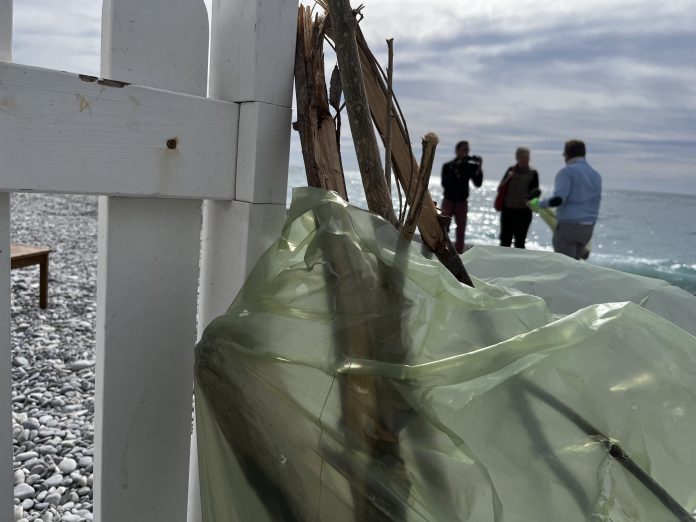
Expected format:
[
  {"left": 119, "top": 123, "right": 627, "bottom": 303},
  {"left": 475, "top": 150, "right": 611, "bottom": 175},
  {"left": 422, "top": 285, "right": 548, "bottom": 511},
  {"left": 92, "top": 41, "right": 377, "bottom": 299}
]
[{"left": 0, "top": 0, "right": 296, "bottom": 520}]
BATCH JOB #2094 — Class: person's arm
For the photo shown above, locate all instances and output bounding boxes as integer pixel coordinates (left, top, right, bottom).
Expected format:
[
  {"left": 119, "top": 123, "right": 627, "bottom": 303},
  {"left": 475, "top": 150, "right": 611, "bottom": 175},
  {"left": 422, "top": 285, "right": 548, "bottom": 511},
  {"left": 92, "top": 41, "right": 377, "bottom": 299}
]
[
  {"left": 529, "top": 170, "right": 539, "bottom": 193},
  {"left": 499, "top": 167, "right": 514, "bottom": 187},
  {"left": 540, "top": 168, "right": 571, "bottom": 208},
  {"left": 471, "top": 161, "right": 484, "bottom": 188}
]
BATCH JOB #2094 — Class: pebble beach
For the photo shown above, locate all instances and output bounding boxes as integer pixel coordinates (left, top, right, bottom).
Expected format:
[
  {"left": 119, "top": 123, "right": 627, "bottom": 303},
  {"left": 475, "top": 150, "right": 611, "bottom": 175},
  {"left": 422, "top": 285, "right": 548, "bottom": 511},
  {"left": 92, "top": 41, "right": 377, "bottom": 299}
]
[{"left": 10, "top": 193, "right": 97, "bottom": 522}]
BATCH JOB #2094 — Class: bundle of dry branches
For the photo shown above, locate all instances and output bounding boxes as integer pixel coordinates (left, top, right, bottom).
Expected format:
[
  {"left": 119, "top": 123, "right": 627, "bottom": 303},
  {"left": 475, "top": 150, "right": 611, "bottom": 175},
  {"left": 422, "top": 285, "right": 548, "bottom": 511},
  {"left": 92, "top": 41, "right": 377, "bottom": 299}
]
[
  {"left": 294, "top": 0, "right": 473, "bottom": 286},
  {"left": 291, "top": 3, "right": 473, "bottom": 520}
]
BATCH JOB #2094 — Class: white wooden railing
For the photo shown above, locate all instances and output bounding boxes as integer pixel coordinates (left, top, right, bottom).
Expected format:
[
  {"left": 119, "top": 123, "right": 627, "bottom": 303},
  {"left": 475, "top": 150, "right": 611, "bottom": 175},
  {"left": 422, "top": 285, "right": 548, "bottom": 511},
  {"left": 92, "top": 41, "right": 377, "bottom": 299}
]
[{"left": 0, "top": 0, "right": 296, "bottom": 520}]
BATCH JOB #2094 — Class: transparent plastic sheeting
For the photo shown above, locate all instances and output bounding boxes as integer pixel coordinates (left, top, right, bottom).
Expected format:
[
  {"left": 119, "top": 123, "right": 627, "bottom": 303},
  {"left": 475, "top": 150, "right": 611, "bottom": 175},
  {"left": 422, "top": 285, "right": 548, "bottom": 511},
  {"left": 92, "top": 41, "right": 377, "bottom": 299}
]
[{"left": 195, "top": 188, "right": 696, "bottom": 522}]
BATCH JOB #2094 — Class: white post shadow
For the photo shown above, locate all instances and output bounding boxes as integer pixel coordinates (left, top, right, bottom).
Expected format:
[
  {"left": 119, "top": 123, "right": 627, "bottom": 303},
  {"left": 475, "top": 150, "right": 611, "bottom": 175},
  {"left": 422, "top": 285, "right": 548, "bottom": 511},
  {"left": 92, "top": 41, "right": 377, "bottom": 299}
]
[
  {"left": 0, "top": 1, "right": 12, "bottom": 518},
  {"left": 189, "top": 0, "right": 297, "bottom": 520},
  {"left": 0, "top": 194, "right": 11, "bottom": 522},
  {"left": 95, "top": 1, "right": 209, "bottom": 521}
]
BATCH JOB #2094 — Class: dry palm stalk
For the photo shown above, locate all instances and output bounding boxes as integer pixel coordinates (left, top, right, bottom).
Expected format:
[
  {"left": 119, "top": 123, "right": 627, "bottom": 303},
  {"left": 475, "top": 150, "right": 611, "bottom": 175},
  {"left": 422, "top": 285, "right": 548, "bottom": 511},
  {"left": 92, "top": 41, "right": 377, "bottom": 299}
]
[
  {"left": 293, "top": 6, "right": 348, "bottom": 199},
  {"left": 354, "top": 27, "right": 474, "bottom": 286}
]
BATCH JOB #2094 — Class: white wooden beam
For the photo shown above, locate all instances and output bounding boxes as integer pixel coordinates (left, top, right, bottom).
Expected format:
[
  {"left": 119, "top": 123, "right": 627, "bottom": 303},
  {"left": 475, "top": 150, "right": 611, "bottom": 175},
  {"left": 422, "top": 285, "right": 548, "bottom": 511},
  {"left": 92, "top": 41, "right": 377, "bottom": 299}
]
[
  {"left": 95, "top": 1, "right": 209, "bottom": 522},
  {"left": 0, "top": 4, "right": 12, "bottom": 520},
  {"left": 0, "top": 62, "right": 238, "bottom": 199},
  {"left": 208, "top": 0, "right": 297, "bottom": 106}
]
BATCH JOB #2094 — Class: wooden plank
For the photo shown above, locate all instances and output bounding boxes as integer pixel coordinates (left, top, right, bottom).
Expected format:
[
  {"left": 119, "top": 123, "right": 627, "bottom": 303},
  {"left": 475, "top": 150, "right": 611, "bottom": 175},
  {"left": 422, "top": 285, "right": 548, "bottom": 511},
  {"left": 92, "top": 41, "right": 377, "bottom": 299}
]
[
  {"left": 10, "top": 244, "right": 50, "bottom": 262},
  {"left": 235, "top": 102, "right": 292, "bottom": 205},
  {"left": 209, "top": 0, "right": 297, "bottom": 106},
  {"left": 0, "top": 62, "right": 238, "bottom": 199},
  {"left": 95, "top": 1, "right": 208, "bottom": 522},
  {"left": 0, "top": 194, "right": 12, "bottom": 522}
]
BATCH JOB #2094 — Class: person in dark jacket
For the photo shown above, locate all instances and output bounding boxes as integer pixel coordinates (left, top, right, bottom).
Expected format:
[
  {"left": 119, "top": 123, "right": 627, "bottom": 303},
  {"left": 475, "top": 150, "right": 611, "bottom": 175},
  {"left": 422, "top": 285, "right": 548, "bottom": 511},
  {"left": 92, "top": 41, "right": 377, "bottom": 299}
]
[
  {"left": 441, "top": 141, "right": 484, "bottom": 253},
  {"left": 498, "top": 147, "right": 539, "bottom": 248}
]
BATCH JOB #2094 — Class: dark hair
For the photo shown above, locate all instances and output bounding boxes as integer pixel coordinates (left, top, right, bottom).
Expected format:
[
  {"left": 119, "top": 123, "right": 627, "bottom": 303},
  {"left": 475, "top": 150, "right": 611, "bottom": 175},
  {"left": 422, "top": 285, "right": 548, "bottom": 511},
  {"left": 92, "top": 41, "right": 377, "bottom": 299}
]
[
  {"left": 564, "top": 140, "right": 586, "bottom": 160},
  {"left": 455, "top": 141, "right": 469, "bottom": 153},
  {"left": 516, "top": 147, "right": 530, "bottom": 157}
]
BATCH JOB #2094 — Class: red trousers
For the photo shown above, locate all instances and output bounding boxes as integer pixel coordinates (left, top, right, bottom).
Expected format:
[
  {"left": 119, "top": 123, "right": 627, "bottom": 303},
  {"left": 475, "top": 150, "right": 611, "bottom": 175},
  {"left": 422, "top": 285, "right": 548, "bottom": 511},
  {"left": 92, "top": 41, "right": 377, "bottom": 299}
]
[{"left": 441, "top": 198, "right": 468, "bottom": 254}]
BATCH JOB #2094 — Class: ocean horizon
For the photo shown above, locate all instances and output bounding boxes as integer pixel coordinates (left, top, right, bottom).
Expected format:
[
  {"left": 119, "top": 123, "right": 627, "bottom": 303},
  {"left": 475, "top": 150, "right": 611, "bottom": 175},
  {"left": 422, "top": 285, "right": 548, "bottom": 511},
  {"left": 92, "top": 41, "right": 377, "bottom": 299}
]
[{"left": 287, "top": 166, "right": 696, "bottom": 295}]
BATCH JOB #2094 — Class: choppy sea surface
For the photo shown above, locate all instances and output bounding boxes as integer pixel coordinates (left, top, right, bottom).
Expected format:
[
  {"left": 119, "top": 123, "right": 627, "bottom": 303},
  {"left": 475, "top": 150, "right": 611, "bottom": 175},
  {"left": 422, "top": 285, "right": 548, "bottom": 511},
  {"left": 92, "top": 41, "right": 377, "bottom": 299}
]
[{"left": 287, "top": 166, "right": 696, "bottom": 295}]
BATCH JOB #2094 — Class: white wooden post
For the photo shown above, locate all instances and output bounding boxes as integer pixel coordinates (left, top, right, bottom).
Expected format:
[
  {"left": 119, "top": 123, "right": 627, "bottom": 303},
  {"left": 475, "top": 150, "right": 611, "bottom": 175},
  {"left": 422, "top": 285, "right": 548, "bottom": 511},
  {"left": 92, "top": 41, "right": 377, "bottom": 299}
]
[
  {"left": 0, "top": 0, "right": 10, "bottom": 63},
  {"left": 95, "top": 1, "right": 209, "bottom": 521},
  {"left": 198, "top": 0, "right": 296, "bottom": 320},
  {"left": 0, "top": 1, "right": 13, "bottom": 519},
  {"left": 189, "top": 0, "right": 297, "bottom": 520}
]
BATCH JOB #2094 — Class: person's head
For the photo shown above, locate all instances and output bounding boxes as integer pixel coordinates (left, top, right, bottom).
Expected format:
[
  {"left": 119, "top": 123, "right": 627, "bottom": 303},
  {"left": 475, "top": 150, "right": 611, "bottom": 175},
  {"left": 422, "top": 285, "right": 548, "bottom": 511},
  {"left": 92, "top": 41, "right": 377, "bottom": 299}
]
[
  {"left": 455, "top": 141, "right": 469, "bottom": 159},
  {"left": 563, "top": 140, "right": 586, "bottom": 162},
  {"left": 516, "top": 147, "right": 530, "bottom": 168}
]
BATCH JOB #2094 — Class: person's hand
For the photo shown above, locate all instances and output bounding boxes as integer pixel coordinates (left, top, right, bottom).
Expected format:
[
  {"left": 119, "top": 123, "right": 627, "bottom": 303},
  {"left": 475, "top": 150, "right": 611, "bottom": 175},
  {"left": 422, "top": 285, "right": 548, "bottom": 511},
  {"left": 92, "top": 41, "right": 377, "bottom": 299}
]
[{"left": 527, "top": 197, "right": 540, "bottom": 213}]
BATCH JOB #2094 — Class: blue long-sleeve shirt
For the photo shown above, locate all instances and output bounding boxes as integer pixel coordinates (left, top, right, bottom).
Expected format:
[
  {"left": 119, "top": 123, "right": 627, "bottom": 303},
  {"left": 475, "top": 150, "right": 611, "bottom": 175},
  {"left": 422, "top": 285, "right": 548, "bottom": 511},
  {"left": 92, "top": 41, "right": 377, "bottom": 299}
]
[{"left": 540, "top": 158, "right": 602, "bottom": 223}]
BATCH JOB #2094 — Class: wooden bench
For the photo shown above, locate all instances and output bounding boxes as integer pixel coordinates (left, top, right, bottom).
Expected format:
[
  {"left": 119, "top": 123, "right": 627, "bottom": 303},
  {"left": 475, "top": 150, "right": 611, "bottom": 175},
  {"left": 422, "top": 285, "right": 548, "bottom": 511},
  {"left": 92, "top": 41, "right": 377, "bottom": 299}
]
[{"left": 10, "top": 244, "right": 51, "bottom": 308}]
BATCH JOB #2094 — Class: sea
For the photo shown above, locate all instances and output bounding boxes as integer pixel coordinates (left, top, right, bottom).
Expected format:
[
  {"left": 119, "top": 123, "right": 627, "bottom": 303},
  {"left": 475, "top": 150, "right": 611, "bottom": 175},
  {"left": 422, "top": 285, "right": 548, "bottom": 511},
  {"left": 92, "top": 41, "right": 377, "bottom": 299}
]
[{"left": 287, "top": 166, "right": 696, "bottom": 295}]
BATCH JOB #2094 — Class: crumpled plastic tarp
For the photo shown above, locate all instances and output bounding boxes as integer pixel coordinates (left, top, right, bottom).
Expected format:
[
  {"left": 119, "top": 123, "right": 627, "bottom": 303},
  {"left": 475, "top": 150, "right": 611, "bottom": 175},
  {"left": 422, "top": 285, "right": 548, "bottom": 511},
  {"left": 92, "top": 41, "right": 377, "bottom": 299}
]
[{"left": 194, "top": 187, "right": 696, "bottom": 521}]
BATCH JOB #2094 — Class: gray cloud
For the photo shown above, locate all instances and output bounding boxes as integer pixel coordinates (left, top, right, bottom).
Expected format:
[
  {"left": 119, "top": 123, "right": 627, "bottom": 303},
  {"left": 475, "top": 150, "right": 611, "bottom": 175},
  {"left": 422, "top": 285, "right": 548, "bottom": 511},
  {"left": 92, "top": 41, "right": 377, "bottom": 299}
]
[
  {"left": 6, "top": 0, "right": 696, "bottom": 193},
  {"left": 350, "top": 3, "right": 696, "bottom": 194}
]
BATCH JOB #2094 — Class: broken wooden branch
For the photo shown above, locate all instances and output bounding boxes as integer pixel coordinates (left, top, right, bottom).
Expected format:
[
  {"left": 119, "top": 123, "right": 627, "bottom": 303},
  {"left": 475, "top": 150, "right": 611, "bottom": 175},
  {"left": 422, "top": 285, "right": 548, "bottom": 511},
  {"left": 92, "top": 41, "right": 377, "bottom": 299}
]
[
  {"left": 293, "top": 7, "right": 348, "bottom": 199},
  {"left": 402, "top": 133, "right": 438, "bottom": 241}
]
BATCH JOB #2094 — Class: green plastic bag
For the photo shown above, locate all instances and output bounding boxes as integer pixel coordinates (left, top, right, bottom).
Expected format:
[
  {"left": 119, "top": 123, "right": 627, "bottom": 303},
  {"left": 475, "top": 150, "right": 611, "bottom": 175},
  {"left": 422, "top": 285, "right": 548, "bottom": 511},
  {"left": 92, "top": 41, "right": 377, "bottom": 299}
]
[{"left": 195, "top": 187, "right": 696, "bottom": 521}]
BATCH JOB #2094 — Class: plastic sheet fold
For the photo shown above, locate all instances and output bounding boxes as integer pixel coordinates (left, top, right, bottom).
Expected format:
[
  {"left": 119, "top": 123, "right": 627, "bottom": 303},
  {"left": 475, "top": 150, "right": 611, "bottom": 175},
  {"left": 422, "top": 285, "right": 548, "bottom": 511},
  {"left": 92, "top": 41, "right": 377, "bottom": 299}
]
[{"left": 195, "top": 187, "right": 696, "bottom": 521}]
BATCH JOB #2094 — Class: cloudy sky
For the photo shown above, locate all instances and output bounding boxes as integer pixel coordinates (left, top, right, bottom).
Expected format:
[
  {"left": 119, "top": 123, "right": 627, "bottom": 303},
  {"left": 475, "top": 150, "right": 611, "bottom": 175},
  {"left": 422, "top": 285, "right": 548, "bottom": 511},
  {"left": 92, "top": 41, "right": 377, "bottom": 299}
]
[{"left": 7, "top": 0, "right": 696, "bottom": 194}]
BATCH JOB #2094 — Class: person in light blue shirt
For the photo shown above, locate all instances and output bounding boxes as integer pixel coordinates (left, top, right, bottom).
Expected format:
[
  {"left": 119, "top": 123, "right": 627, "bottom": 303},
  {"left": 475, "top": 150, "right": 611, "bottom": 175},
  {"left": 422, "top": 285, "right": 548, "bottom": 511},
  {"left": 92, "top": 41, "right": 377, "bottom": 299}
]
[{"left": 530, "top": 140, "right": 602, "bottom": 259}]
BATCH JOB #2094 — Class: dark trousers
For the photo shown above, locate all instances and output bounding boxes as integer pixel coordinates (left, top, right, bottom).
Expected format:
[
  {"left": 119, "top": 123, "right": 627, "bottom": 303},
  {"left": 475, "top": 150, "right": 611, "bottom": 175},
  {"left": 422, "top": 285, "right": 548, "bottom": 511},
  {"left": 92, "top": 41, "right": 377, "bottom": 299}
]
[
  {"left": 500, "top": 207, "right": 533, "bottom": 248},
  {"left": 553, "top": 222, "right": 594, "bottom": 260},
  {"left": 441, "top": 198, "right": 468, "bottom": 254}
]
